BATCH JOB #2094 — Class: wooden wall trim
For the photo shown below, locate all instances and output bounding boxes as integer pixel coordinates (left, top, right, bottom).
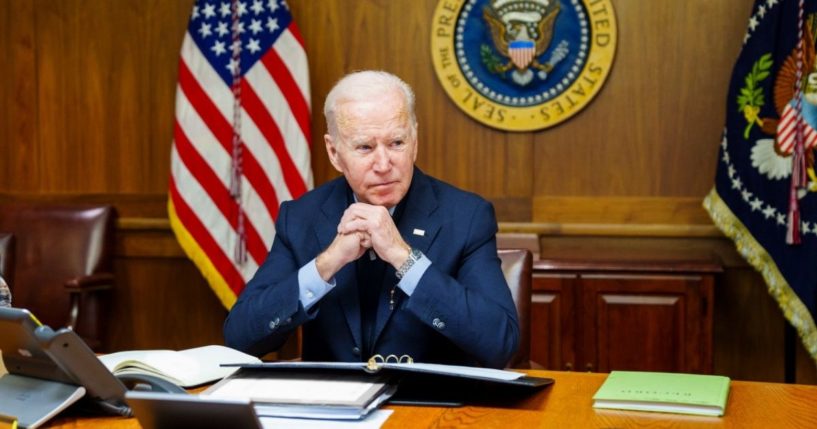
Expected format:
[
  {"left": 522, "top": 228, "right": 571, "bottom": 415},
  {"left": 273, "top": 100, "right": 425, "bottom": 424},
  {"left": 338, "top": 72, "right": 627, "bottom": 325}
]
[
  {"left": 119, "top": 217, "right": 170, "bottom": 230},
  {"left": 118, "top": 217, "right": 722, "bottom": 237},
  {"left": 3, "top": 193, "right": 719, "bottom": 235},
  {"left": 115, "top": 217, "right": 723, "bottom": 260},
  {"left": 500, "top": 222, "right": 722, "bottom": 238},
  {"left": 117, "top": 229, "right": 184, "bottom": 259},
  {"left": 532, "top": 196, "right": 714, "bottom": 225},
  {"left": 2, "top": 194, "right": 723, "bottom": 259}
]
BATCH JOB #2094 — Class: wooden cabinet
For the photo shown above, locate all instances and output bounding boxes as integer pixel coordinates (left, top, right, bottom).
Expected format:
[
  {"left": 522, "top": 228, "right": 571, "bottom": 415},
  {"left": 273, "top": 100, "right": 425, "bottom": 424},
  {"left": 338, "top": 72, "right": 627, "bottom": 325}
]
[{"left": 530, "top": 251, "right": 720, "bottom": 374}]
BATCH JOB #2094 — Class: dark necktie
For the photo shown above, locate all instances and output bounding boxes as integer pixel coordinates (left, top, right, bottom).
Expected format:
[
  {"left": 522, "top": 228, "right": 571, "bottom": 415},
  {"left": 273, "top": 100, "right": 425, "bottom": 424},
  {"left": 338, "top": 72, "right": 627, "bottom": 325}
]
[
  {"left": 350, "top": 188, "right": 408, "bottom": 358},
  {"left": 357, "top": 250, "right": 386, "bottom": 357}
]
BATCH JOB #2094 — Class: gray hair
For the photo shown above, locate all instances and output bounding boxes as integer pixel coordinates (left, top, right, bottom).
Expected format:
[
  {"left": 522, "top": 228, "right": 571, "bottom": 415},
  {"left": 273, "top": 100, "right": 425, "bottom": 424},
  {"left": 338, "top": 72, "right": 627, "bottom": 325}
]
[{"left": 323, "top": 70, "right": 417, "bottom": 139}]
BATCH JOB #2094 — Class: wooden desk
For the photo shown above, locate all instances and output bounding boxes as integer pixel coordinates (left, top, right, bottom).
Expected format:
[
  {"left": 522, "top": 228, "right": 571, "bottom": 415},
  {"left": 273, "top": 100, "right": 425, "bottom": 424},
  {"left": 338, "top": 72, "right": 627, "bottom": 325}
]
[{"left": 46, "top": 370, "right": 817, "bottom": 428}]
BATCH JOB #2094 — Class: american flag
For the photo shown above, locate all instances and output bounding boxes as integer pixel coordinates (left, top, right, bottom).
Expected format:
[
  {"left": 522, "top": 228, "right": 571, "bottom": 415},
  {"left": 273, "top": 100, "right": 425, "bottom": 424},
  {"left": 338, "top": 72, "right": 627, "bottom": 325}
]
[
  {"left": 777, "top": 101, "right": 817, "bottom": 154},
  {"left": 169, "top": 0, "right": 312, "bottom": 309}
]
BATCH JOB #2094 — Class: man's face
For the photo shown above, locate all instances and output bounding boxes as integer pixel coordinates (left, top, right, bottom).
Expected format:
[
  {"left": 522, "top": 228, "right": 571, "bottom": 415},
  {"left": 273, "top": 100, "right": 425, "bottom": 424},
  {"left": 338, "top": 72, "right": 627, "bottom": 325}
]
[{"left": 324, "top": 91, "right": 418, "bottom": 208}]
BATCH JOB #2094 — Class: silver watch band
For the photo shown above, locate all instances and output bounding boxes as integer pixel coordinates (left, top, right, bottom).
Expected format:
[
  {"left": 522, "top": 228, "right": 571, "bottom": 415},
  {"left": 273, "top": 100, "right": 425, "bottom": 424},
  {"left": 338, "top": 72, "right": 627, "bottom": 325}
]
[{"left": 395, "top": 248, "right": 421, "bottom": 279}]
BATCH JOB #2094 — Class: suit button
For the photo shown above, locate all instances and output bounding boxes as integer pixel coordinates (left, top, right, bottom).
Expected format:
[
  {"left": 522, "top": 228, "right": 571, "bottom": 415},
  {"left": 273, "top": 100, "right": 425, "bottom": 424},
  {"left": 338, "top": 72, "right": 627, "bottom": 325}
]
[
  {"left": 432, "top": 317, "right": 445, "bottom": 330},
  {"left": 268, "top": 320, "right": 277, "bottom": 330},
  {"left": 352, "top": 347, "right": 361, "bottom": 356}
]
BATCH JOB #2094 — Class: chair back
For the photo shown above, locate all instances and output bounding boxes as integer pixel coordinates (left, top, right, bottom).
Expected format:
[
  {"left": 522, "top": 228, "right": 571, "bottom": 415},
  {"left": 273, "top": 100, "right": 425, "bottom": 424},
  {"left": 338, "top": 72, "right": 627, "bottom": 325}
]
[
  {"left": 0, "top": 203, "right": 115, "bottom": 347},
  {"left": 497, "top": 233, "right": 539, "bottom": 260},
  {"left": 498, "top": 248, "right": 532, "bottom": 369},
  {"left": 0, "top": 233, "right": 14, "bottom": 283}
]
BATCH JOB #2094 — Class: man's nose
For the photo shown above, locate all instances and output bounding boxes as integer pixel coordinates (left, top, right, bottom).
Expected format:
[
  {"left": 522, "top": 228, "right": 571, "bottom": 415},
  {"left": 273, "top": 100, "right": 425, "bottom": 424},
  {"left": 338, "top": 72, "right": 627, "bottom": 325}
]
[{"left": 372, "top": 146, "right": 390, "bottom": 172}]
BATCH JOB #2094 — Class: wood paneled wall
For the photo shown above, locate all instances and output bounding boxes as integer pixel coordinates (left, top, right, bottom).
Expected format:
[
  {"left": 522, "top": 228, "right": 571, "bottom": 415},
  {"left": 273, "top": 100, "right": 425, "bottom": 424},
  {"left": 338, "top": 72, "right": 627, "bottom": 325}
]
[
  {"left": 1, "top": 0, "right": 815, "bottom": 383},
  {"left": 0, "top": 0, "right": 190, "bottom": 194},
  {"left": 1, "top": 0, "right": 750, "bottom": 215},
  {"left": 296, "top": 0, "right": 751, "bottom": 222}
]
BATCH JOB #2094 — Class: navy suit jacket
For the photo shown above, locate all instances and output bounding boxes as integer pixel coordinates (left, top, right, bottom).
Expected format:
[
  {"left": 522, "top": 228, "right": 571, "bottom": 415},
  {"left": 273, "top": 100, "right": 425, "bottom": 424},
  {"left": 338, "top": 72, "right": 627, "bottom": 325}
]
[{"left": 224, "top": 169, "right": 519, "bottom": 368}]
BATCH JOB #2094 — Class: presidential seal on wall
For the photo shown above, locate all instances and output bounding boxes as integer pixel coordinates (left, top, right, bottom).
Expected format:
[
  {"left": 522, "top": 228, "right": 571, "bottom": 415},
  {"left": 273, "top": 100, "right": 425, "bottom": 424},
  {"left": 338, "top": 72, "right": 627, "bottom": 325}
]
[{"left": 431, "top": 0, "right": 617, "bottom": 132}]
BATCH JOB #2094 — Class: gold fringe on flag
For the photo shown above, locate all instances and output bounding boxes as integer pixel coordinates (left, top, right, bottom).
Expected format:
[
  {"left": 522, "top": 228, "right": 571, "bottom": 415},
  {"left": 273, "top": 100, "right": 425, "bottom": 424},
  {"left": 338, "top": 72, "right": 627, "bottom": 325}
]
[
  {"left": 704, "top": 188, "right": 817, "bottom": 367},
  {"left": 168, "top": 199, "right": 238, "bottom": 310}
]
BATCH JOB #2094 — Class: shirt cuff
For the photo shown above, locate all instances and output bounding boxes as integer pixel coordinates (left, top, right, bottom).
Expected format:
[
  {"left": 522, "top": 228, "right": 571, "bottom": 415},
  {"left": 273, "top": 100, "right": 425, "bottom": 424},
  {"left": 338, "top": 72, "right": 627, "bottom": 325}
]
[
  {"left": 298, "top": 258, "right": 336, "bottom": 311},
  {"left": 397, "top": 254, "right": 431, "bottom": 296}
]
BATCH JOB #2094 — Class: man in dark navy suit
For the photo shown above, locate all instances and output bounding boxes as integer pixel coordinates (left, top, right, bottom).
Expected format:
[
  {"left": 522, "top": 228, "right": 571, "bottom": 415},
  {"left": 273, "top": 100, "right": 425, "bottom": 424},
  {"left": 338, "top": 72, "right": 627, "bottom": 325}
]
[{"left": 224, "top": 71, "right": 518, "bottom": 368}]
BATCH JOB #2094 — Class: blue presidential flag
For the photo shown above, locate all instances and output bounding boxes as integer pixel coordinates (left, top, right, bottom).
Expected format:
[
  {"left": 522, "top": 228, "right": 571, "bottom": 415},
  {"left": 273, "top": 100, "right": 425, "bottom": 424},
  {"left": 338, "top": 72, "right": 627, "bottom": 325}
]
[{"left": 704, "top": 0, "right": 817, "bottom": 365}]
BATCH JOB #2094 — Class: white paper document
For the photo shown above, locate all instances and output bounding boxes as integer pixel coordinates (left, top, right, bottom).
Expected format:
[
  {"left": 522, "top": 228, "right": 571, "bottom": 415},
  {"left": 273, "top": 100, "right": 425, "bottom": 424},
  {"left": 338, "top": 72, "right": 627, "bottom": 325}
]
[
  {"left": 260, "top": 409, "right": 393, "bottom": 429},
  {"left": 207, "top": 375, "right": 381, "bottom": 405},
  {"left": 203, "top": 372, "right": 395, "bottom": 420},
  {"left": 385, "top": 362, "right": 524, "bottom": 381},
  {"left": 237, "top": 361, "right": 525, "bottom": 381}
]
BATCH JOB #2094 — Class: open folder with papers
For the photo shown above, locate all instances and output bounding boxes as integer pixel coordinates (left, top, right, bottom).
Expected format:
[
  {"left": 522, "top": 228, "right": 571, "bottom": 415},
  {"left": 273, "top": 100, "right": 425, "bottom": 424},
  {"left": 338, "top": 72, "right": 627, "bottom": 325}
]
[{"left": 218, "top": 354, "right": 553, "bottom": 408}]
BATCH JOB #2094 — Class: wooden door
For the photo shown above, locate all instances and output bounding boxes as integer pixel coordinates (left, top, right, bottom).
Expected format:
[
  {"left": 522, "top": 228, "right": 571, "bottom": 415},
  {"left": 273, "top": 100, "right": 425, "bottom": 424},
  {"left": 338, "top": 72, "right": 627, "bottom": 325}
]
[
  {"left": 580, "top": 274, "right": 714, "bottom": 373},
  {"left": 531, "top": 274, "right": 576, "bottom": 370}
]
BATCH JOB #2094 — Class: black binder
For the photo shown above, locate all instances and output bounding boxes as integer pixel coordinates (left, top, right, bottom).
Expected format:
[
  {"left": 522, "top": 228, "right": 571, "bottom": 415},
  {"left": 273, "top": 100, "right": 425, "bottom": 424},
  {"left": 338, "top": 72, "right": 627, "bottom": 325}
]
[{"left": 222, "top": 355, "right": 553, "bottom": 407}]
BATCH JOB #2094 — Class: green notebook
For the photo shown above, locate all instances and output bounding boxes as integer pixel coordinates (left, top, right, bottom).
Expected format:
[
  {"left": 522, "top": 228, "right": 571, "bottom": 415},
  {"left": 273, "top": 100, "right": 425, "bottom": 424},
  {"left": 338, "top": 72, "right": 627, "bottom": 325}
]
[{"left": 592, "top": 371, "right": 730, "bottom": 417}]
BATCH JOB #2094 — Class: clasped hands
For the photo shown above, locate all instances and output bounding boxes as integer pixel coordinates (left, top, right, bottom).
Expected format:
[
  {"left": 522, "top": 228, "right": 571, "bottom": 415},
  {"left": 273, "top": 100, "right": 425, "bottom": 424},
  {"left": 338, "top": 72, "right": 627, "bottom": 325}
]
[{"left": 316, "top": 203, "right": 411, "bottom": 282}]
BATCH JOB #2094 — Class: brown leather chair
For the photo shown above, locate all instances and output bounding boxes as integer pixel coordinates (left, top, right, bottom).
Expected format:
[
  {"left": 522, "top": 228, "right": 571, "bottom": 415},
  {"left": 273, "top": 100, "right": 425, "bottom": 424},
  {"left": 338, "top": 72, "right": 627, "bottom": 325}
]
[
  {"left": 0, "top": 233, "right": 14, "bottom": 284},
  {"left": 0, "top": 203, "right": 116, "bottom": 351},
  {"left": 498, "top": 248, "right": 533, "bottom": 369},
  {"left": 497, "top": 233, "right": 540, "bottom": 260}
]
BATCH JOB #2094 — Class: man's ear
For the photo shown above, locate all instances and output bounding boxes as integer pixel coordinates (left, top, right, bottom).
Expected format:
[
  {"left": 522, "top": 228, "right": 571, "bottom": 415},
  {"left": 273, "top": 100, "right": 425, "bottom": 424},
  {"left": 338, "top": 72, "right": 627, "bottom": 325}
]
[
  {"left": 324, "top": 134, "right": 342, "bottom": 173},
  {"left": 412, "top": 123, "right": 419, "bottom": 162}
]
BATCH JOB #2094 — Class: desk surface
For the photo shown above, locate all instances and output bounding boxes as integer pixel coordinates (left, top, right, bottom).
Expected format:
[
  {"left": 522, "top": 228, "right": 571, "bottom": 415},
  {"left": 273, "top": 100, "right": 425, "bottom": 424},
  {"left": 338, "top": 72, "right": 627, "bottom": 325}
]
[{"left": 46, "top": 370, "right": 817, "bottom": 428}]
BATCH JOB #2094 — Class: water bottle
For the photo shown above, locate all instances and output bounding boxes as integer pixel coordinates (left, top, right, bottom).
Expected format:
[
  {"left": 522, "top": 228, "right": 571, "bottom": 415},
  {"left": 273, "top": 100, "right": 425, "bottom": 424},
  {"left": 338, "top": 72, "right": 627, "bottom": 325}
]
[{"left": 0, "top": 275, "right": 11, "bottom": 307}]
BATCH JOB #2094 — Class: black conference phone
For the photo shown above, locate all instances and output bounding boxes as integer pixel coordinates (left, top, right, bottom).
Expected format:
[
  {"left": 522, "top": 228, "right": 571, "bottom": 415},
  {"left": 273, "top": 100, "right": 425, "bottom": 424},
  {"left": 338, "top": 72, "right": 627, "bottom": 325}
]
[{"left": 0, "top": 307, "right": 186, "bottom": 417}]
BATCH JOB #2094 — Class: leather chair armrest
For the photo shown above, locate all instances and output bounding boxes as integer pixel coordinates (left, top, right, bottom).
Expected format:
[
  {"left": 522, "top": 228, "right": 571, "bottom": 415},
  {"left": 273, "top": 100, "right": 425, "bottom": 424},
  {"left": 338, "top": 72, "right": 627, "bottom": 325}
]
[
  {"left": 63, "top": 273, "right": 114, "bottom": 342},
  {"left": 64, "top": 273, "right": 114, "bottom": 292}
]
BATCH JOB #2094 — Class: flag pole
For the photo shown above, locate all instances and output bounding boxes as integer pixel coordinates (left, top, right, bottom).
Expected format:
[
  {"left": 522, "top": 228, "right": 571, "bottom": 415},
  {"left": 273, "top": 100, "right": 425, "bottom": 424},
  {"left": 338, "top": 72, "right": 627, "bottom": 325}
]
[{"left": 230, "top": 0, "right": 247, "bottom": 265}]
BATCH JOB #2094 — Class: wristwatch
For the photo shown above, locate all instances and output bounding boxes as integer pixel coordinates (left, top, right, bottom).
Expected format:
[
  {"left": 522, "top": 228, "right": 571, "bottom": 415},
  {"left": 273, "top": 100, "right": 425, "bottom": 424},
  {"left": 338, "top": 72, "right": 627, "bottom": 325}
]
[{"left": 395, "top": 247, "right": 422, "bottom": 279}]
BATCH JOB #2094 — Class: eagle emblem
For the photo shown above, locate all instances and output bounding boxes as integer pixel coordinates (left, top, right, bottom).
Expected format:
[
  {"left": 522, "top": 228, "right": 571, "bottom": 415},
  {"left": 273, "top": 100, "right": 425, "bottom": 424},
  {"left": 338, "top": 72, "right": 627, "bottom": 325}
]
[
  {"left": 430, "top": 0, "right": 617, "bottom": 131},
  {"left": 747, "top": 13, "right": 817, "bottom": 194},
  {"left": 482, "top": 0, "right": 568, "bottom": 86}
]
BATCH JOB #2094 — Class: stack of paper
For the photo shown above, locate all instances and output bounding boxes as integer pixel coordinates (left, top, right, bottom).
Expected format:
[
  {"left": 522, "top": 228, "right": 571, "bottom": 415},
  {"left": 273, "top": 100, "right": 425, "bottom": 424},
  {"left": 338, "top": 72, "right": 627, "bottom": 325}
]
[
  {"left": 219, "top": 359, "right": 553, "bottom": 407},
  {"left": 203, "top": 371, "right": 396, "bottom": 420}
]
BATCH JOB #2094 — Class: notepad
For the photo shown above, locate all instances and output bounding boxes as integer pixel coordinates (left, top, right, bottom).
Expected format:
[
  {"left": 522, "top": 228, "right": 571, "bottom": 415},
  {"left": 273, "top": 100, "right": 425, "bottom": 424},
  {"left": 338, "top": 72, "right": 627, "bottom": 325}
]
[
  {"left": 592, "top": 371, "right": 731, "bottom": 416},
  {"left": 99, "top": 345, "right": 261, "bottom": 388}
]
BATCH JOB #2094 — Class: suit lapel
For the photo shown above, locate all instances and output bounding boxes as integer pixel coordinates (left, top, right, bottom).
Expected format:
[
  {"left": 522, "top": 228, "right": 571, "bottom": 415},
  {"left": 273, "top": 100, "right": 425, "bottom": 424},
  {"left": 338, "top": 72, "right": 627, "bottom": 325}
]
[
  {"left": 396, "top": 170, "right": 442, "bottom": 255},
  {"left": 371, "top": 170, "right": 442, "bottom": 348},
  {"left": 317, "top": 180, "right": 363, "bottom": 351}
]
